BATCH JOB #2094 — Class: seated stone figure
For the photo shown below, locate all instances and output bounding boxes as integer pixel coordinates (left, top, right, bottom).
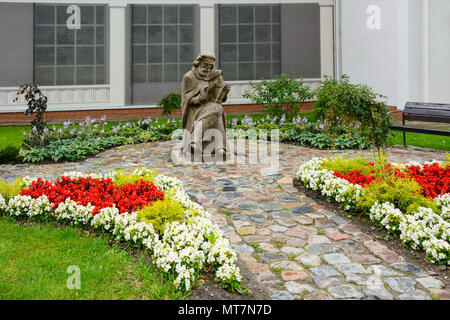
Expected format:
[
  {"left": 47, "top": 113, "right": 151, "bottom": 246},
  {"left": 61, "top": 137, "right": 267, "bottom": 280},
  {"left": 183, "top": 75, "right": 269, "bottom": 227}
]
[{"left": 180, "top": 52, "right": 230, "bottom": 160}]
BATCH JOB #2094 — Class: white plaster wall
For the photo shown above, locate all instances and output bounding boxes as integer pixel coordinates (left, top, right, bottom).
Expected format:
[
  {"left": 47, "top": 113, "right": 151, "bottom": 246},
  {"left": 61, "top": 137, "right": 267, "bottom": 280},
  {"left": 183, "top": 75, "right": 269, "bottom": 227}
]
[{"left": 429, "top": 0, "right": 450, "bottom": 104}]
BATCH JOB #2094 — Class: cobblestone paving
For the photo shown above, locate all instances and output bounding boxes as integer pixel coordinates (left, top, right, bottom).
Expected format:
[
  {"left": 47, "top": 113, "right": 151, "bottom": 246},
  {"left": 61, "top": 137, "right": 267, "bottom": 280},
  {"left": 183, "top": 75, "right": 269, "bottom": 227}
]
[{"left": 1, "top": 141, "right": 449, "bottom": 300}]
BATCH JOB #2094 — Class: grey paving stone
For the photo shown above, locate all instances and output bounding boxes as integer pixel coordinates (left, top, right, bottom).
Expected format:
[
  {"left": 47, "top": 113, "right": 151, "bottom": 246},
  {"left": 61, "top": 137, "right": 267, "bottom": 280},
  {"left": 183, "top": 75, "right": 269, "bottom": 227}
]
[
  {"left": 285, "top": 282, "right": 316, "bottom": 294},
  {"left": 261, "top": 203, "right": 283, "bottom": 212},
  {"left": 223, "top": 185, "right": 237, "bottom": 191},
  {"left": 313, "top": 276, "right": 341, "bottom": 289},
  {"left": 328, "top": 285, "right": 364, "bottom": 299},
  {"left": 231, "top": 244, "right": 254, "bottom": 253},
  {"left": 335, "top": 263, "right": 368, "bottom": 275},
  {"left": 336, "top": 240, "right": 367, "bottom": 254},
  {"left": 305, "top": 243, "right": 339, "bottom": 255},
  {"left": 249, "top": 213, "right": 268, "bottom": 223},
  {"left": 290, "top": 205, "right": 313, "bottom": 215},
  {"left": 346, "top": 274, "right": 383, "bottom": 286},
  {"left": 272, "top": 211, "right": 291, "bottom": 219},
  {"left": 323, "top": 253, "right": 351, "bottom": 265},
  {"left": 416, "top": 277, "right": 444, "bottom": 289},
  {"left": 269, "top": 225, "right": 287, "bottom": 233},
  {"left": 259, "top": 252, "right": 288, "bottom": 263},
  {"left": 270, "top": 291, "right": 295, "bottom": 300},
  {"left": 384, "top": 277, "right": 416, "bottom": 293},
  {"left": 329, "top": 216, "right": 348, "bottom": 226},
  {"left": 280, "top": 197, "right": 298, "bottom": 203},
  {"left": 367, "top": 265, "right": 401, "bottom": 277},
  {"left": 397, "top": 290, "right": 431, "bottom": 300},
  {"left": 363, "top": 286, "right": 394, "bottom": 300},
  {"left": 390, "top": 263, "right": 425, "bottom": 275},
  {"left": 310, "top": 265, "right": 341, "bottom": 277},
  {"left": 231, "top": 213, "right": 247, "bottom": 220},
  {"left": 281, "top": 246, "right": 305, "bottom": 256},
  {"left": 238, "top": 201, "right": 259, "bottom": 210}
]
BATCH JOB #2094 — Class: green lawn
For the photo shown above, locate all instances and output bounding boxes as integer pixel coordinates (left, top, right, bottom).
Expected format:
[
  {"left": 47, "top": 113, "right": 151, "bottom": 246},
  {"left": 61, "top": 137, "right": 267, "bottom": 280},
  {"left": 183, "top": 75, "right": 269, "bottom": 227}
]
[
  {"left": 0, "top": 216, "right": 186, "bottom": 300},
  {"left": 388, "top": 130, "right": 449, "bottom": 151}
]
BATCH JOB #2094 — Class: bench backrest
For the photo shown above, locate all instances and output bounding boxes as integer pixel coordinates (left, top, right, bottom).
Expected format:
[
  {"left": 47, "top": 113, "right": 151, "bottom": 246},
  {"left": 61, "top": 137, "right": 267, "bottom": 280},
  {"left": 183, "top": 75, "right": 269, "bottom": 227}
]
[{"left": 403, "top": 102, "right": 450, "bottom": 123}]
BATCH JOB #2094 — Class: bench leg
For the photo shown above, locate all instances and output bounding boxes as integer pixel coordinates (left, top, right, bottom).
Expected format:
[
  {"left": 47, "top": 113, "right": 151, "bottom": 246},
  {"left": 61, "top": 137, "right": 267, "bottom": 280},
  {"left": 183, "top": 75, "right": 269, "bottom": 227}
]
[{"left": 403, "top": 131, "right": 406, "bottom": 147}]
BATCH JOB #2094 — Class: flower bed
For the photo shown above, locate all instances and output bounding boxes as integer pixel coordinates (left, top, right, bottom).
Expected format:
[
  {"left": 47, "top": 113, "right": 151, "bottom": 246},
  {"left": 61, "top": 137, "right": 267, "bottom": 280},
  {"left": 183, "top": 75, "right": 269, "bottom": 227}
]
[
  {"left": 296, "top": 157, "right": 450, "bottom": 265},
  {"left": 0, "top": 169, "right": 242, "bottom": 292}
]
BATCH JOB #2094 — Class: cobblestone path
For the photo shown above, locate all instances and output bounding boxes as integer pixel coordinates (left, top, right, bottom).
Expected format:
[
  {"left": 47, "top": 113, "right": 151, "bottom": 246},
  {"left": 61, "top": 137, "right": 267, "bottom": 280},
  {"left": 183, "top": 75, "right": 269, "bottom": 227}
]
[{"left": 1, "top": 141, "right": 448, "bottom": 300}]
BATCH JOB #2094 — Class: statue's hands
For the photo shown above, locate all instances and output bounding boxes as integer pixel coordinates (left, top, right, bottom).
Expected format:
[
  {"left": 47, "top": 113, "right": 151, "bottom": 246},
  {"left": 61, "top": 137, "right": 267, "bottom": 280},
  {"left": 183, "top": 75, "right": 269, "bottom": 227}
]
[{"left": 200, "top": 85, "right": 209, "bottom": 101}]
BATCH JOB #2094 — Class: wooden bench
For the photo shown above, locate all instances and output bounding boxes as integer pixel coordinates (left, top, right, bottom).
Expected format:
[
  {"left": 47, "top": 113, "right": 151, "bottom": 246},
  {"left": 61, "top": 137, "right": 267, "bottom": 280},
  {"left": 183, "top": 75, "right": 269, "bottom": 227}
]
[{"left": 388, "top": 102, "right": 450, "bottom": 147}]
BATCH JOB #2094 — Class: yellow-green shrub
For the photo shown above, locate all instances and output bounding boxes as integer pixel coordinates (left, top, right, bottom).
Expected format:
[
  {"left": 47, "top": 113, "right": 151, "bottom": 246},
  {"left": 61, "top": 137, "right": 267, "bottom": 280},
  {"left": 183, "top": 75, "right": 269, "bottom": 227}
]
[
  {"left": 137, "top": 197, "right": 185, "bottom": 236},
  {"left": 113, "top": 168, "right": 157, "bottom": 186},
  {"left": 357, "top": 176, "right": 438, "bottom": 215},
  {"left": 321, "top": 156, "right": 373, "bottom": 175},
  {"left": 0, "top": 178, "right": 24, "bottom": 202}
]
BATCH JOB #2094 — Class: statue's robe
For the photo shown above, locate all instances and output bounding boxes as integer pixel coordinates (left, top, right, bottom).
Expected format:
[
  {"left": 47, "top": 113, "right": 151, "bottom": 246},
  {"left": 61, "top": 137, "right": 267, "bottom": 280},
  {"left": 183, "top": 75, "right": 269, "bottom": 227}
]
[{"left": 181, "top": 66, "right": 228, "bottom": 156}]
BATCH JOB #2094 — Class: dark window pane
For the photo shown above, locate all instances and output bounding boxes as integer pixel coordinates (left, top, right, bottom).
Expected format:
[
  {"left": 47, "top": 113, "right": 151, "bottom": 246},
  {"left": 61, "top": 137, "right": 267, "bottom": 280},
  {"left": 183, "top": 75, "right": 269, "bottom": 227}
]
[
  {"left": 272, "top": 5, "right": 280, "bottom": 23},
  {"left": 164, "top": 45, "right": 178, "bottom": 63},
  {"left": 36, "top": 5, "right": 55, "bottom": 25},
  {"left": 35, "top": 47, "right": 54, "bottom": 66},
  {"left": 238, "top": 63, "right": 254, "bottom": 80},
  {"left": 272, "top": 43, "right": 280, "bottom": 61},
  {"left": 96, "top": 6, "right": 105, "bottom": 24},
  {"left": 272, "top": 62, "right": 280, "bottom": 75},
  {"left": 35, "top": 67, "right": 54, "bottom": 86},
  {"left": 238, "top": 6, "right": 253, "bottom": 23},
  {"left": 220, "top": 6, "right": 236, "bottom": 24},
  {"left": 96, "top": 66, "right": 105, "bottom": 84},
  {"left": 80, "top": 6, "right": 94, "bottom": 25},
  {"left": 180, "top": 25, "right": 193, "bottom": 43},
  {"left": 35, "top": 26, "right": 55, "bottom": 45},
  {"left": 164, "top": 26, "right": 178, "bottom": 43},
  {"left": 180, "top": 6, "right": 193, "bottom": 24},
  {"left": 221, "top": 63, "right": 237, "bottom": 81},
  {"left": 133, "top": 6, "right": 147, "bottom": 24},
  {"left": 255, "top": 6, "right": 270, "bottom": 23},
  {"left": 179, "top": 63, "right": 191, "bottom": 80},
  {"left": 179, "top": 44, "right": 193, "bottom": 63},
  {"left": 133, "top": 65, "right": 147, "bottom": 82},
  {"left": 272, "top": 24, "right": 280, "bottom": 42},
  {"left": 148, "top": 26, "right": 162, "bottom": 43},
  {"left": 148, "top": 64, "right": 162, "bottom": 82},
  {"left": 164, "top": 64, "right": 178, "bottom": 82},
  {"left": 221, "top": 25, "right": 236, "bottom": 43},
  {"left": 56, "top": 66, "right": 74, "bottom": 85},
  {"left": 76, "top": 66, "right": 94, "bottom": 84},
  {"left": 255, "top": 44, "right": 271, "bottom": 61},
  {"left": 77, "top": 46, "right": 94, "bottom": 65},
  {"left": 220, "top": 44, "right": 237, "bottom": 62},
  {"left": 148, "top": 6, "right": 162, "bottom": 24},
  {"left": 133, "top": 45, "right": 147, "bottom": 63},
  {"left": 148, "top": 45, "right": 162, "bottom": 63},
  {"left": 133, "top": 26, "right": 146, "bottom": 44},
  {"left": 96, "top": 46, "right": 105, "bottom": 65},
  {"left": 57, "top": 26, "right": 74, "bottom": 45},
  {"left": 238, "top": 44, "right": 253, "bottom": 62},
  {"left": 56, "top": 6, "right": 67, "bottom": 25},
  {"left": 255, "top": 25, "right": 270, "bottom": 42},
  {"left": 77, "top": 26, "right": 94, "bottom": 44},
  {"left": 255, "top": 62, "right": 271, "bottom": 79},
  {"left": 96, "top": 26, "right": 104, "bottom": 44},
  {"left": 57, "top": 46, "right": 74, "bottom": 65},
  {"left": 164, "top": 6, "right": 178, "bottom": 24},
  {"left": 238, "top": 25, "right": 253, "bottom": 42}
]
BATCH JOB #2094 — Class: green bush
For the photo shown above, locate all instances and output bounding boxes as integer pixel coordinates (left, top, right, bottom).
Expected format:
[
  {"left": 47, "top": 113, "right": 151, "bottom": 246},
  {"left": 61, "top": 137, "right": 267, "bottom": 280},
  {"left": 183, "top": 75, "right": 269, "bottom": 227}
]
[
  {"left": 0, "top": 178, "right": 23, "bottom": 202},
  {"left": 243, "top": 73, "right": 313, "bottom": 117},
  {"left": 137, "top": 197, "right": 185, "bottom": 237},
  {"left": 0, "top": 144, "right": 20, "bottom": 163},
  {"left": 158, "top": 92, "right": 181, "bottom": 116},
  {"left": 313, "top": 75, "right": 393, "bottom": 154},
  {"left": 113, "top": 168, "right": 157, "bottom": 187},
  {"left": 321, "top": 156, "right": 373, "bottom": 175},
  {"left": 357, "top": 176, "right": 438, "bottom": 215}
]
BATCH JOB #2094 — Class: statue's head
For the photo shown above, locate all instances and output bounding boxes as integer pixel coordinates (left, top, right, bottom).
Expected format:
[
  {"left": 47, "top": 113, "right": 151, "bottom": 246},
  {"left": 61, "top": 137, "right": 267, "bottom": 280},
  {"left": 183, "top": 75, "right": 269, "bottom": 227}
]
[{"left": 193, "top": 52, "right": 216, "bottom": 78}]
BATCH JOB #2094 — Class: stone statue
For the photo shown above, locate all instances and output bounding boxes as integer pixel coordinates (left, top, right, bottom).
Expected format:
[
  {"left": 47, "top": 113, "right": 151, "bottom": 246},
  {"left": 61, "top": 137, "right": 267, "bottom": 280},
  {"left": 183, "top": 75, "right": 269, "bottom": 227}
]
[{"left": 180, "top": 52, "right": 230, "bottom": 160}]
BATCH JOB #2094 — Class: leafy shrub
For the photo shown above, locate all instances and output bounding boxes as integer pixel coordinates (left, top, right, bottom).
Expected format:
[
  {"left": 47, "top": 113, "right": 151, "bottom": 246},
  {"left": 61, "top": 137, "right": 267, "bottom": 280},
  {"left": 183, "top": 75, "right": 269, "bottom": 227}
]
[
  {"left": 137, "top": 197, "right": 185, "bottom": 236},
  {"left": 0, "top": 178, "right": 23, "bottom": 202},
  {"left": 243, "top": 73, "right": 313, "bottom": 117},
  {"left": 321, "top": 156, "right": 373, "bottom": 175},
  {"left": 357, "top": 176, "right": 438, "bottom": 215},
  {"left": 0, "top": 144, "right": 20, "bottom": 163},
  {"left": 158, "top": 92, "right": 181, "bottom": 116},
  {"left": 313, "top": 75, "right": 393, "bottom": 154},
  {"left": 113, "top": 168, "right": 157, "bottom": 187}
]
